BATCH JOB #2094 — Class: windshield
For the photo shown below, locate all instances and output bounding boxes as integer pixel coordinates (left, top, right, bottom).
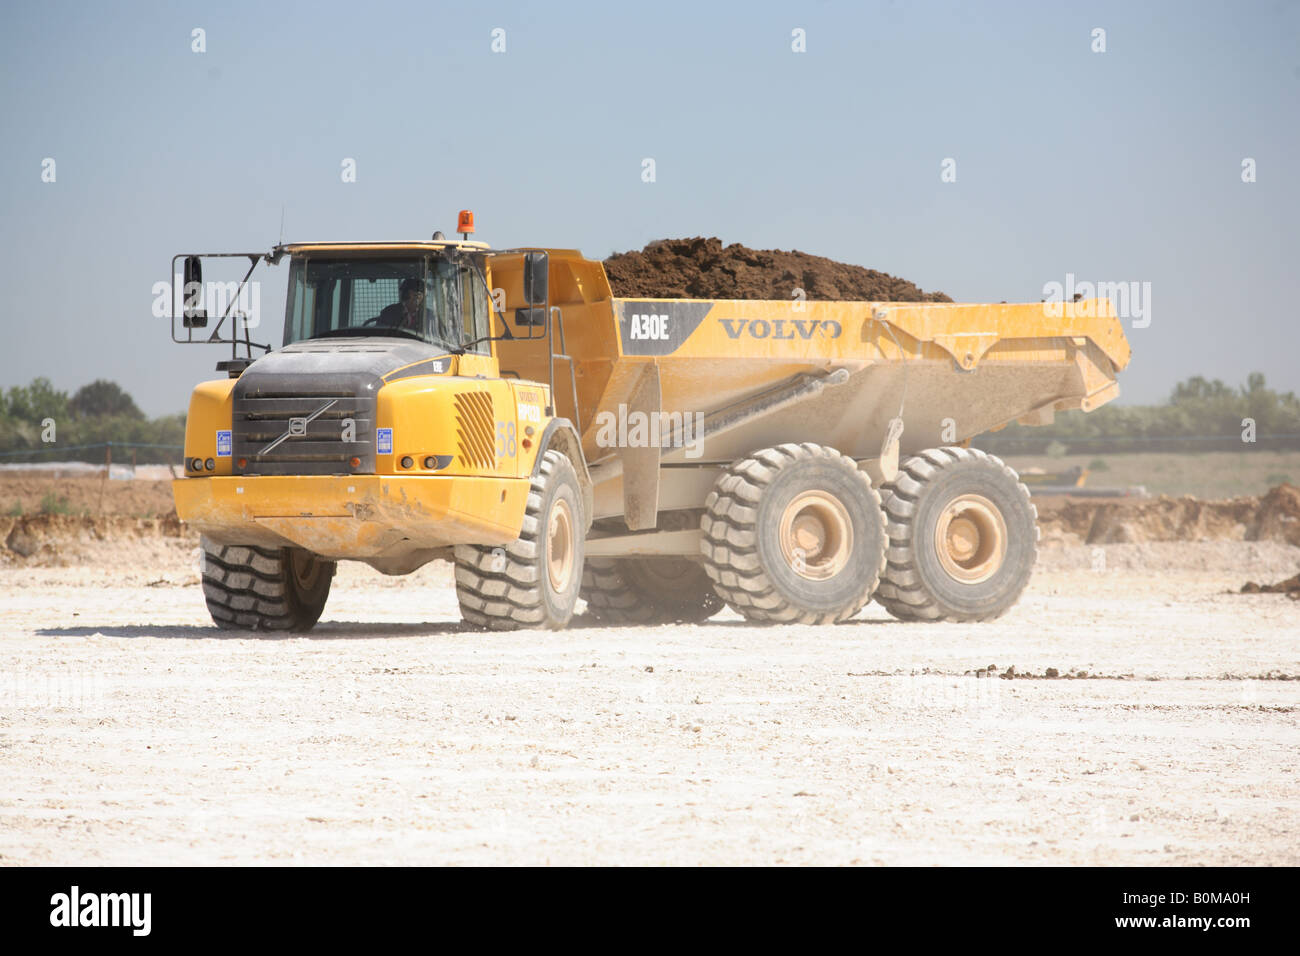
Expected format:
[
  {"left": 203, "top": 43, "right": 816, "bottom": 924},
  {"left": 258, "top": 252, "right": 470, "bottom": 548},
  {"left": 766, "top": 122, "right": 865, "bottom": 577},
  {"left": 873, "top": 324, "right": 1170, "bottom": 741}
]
[{"left": 283, "top": 254, "right": 491, "bottom": 351}]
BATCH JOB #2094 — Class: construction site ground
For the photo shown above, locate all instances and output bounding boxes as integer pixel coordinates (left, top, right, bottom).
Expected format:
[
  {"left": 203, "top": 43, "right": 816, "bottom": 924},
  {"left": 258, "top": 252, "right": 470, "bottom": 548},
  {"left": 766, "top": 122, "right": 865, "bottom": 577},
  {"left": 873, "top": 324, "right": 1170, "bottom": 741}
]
[{"left": 2, "top": 525, "right": 1296, "bottom": 865}]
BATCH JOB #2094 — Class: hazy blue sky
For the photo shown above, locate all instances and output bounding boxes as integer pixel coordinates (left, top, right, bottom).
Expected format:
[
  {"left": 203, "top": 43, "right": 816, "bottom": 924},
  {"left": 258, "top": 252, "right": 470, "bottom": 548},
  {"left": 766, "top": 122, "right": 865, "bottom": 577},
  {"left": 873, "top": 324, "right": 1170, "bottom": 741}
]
[{"left": 1, "top": 0, "right": 1297, "bottom": 415}]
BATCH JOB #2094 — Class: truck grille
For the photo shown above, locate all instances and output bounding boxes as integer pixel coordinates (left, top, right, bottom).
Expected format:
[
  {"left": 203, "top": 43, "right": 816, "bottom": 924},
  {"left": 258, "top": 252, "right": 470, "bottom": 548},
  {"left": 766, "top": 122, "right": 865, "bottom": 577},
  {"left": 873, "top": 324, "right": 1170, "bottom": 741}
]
[
  {"left": 454, "top": 392, "right": 496, "bottom": 470},
  {"left": 233, "top": 389, "right": 377, "bottom": 476}
]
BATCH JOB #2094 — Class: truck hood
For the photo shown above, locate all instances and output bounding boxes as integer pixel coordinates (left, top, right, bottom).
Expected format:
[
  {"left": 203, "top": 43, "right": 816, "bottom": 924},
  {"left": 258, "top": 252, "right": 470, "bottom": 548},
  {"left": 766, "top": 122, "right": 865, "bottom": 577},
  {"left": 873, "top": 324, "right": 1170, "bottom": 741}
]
[{"left": 245, "top": 338, "right": 454, "bottom": 384}]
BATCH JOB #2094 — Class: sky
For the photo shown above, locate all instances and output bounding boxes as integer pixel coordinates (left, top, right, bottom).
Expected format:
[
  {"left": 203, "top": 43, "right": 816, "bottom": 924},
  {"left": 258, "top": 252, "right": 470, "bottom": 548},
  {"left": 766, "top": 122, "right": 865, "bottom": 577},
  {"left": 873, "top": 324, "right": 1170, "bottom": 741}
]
[{"left": 1, "top": 0, "right": 1297, "bottom": 415}]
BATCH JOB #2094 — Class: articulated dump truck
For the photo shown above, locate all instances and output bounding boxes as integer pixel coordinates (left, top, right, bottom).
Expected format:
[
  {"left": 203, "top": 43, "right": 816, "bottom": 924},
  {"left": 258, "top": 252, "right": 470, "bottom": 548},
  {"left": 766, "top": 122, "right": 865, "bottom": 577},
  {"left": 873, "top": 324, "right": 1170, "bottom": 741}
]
[{"left": 169, "top": 225, "right": 1130, "bottom": 632}]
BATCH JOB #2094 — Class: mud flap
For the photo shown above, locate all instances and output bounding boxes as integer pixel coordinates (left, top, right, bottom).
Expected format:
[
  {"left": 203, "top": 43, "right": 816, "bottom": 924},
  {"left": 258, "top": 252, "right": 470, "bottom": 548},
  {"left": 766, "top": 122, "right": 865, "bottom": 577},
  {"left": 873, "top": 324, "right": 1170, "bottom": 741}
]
[
  {"left": 621, "top": 362, "right": 661, "bottom": 531},
  {"left": 863, "top": 416, "right": 903, "bottom": 486}
]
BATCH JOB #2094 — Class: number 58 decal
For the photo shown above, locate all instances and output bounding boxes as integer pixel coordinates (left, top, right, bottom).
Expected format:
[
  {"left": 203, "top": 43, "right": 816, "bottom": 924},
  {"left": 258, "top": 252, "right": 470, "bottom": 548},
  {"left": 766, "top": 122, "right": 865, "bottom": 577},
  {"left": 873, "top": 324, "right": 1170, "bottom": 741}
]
[{"left": 496, "top": 421, "right": 516, "bottom": 457}]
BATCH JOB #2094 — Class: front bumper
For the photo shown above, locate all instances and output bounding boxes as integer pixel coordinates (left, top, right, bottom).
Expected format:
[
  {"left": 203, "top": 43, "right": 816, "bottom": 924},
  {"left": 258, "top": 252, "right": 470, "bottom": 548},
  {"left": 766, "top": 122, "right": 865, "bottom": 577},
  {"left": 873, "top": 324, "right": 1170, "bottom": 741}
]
[{"left": 172, "top": 474, "right": 529, "bottom": 559}]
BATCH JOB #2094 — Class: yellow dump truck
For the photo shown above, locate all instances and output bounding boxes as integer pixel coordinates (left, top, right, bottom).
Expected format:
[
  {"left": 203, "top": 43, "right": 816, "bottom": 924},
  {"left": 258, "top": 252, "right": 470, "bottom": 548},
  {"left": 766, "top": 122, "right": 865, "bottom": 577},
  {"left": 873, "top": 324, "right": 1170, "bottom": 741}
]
[{"left": 168, "top": 224, "right": 1130, "bottom": 631}]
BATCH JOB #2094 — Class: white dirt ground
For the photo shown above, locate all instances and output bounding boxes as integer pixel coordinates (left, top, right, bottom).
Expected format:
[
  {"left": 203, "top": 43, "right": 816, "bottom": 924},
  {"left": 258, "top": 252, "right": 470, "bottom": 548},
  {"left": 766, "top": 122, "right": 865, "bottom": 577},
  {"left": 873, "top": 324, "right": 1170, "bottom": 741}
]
[{"left": 1, "top": 541, "right": 1297, "bottom": 866}]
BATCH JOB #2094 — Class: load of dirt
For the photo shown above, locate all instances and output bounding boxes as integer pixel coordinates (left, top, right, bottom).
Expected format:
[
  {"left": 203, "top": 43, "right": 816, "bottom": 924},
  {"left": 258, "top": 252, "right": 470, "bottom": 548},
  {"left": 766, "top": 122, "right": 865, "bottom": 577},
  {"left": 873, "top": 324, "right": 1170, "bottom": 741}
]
[
  {"left": 1035, "top": 484, "right": 1300, "bottom": 547},
  {"left": 1241, "top": 571, "right": 1300, "bottom": 598},
  {"left": 603, "top": 237, "right": 952, "bottom": 302}
]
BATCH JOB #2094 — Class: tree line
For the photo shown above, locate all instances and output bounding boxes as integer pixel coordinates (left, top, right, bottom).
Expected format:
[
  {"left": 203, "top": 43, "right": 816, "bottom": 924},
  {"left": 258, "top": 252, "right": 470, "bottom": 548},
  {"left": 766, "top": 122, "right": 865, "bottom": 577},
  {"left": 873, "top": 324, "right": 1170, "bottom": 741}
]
[
  {"left": 0, "top": 378, "right": 185, "bottom": 465},
  {"left": 975, "top": 373, "right": 1300, "bottom": 454}
]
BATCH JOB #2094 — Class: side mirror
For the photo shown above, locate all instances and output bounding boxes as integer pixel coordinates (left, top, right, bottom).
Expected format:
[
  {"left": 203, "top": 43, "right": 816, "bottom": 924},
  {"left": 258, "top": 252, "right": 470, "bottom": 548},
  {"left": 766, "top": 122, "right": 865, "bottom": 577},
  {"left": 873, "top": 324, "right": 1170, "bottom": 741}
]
[
  {"left": 522, "top": 251, "right": 548, "bottom": 306},
  {"left": 182, "top": 256, "right": 207, "bottom": 328}
]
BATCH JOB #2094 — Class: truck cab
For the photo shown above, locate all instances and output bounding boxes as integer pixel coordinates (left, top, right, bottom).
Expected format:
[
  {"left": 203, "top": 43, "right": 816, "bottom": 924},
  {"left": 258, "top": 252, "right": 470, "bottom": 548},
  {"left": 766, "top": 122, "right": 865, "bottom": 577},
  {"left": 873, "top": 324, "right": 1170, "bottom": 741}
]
[{"left": 172, "top": 238, "right": 592, "bottom": 631}]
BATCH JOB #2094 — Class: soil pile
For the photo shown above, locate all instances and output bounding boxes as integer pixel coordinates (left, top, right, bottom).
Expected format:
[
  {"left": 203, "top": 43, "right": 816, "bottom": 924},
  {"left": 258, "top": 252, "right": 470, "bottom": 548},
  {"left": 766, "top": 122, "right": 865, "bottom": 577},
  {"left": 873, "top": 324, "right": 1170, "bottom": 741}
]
[
  {"left": 1253, "top": 483, "right": 1300, "bottom": 544},
  {"left": 603, "top": 237, "right": 952, "bottom": 302},
  {"left": 1240, "top": 572, "right": 1300, "bottom": 598}
]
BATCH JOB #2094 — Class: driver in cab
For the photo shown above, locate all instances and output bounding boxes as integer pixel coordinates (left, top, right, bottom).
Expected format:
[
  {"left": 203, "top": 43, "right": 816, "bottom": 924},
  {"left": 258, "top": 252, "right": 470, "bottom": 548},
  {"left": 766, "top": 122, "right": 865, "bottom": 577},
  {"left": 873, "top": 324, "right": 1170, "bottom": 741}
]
[{"left": 375, "top": 277, "right": 434, "bottom": 334}]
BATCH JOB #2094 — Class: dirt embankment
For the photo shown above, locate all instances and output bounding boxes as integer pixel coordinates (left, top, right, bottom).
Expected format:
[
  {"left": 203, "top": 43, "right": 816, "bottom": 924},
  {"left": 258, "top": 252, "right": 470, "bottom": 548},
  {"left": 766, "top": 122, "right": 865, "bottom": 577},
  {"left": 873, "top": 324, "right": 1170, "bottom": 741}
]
[
  {"left": 1035, "top": 484, "right": 1300, "bottom": 548},
  {"left": 603, "top": 237, "right": 952, "bottom": 302},
  {"left": 2, "top": 470, "right": 1298, "bottom": 569},
  {"left": 0, "top": 475, "right": 177, "bottom": 519},
  {"left": 1, "top": 512, "right": 192, "bottom": 566}
]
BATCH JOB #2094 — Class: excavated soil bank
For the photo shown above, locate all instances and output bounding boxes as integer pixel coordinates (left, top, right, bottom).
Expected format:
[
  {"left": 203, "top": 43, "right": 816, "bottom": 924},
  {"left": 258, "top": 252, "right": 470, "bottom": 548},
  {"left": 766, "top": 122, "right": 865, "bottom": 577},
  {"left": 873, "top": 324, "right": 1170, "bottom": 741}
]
[
  {"left": 1, "top": 513, "right": 193, "bottom": 567},
  {"left": 2, "top": 470, "right": 1297, "bottom": 567},
  {"left": 603, "top": 237, "right": 952, "bottom": 302},
  {"left": 0, "top": 475, "right": 177, "bottom": 518},
  {"left": 1035, "top": 484, "right": 1300, "bottom": 548}
]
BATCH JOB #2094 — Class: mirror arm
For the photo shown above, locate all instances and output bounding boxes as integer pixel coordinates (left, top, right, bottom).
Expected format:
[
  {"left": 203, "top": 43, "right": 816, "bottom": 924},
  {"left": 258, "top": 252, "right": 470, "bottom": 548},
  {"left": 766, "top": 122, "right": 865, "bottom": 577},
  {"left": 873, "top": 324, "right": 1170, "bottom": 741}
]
[{"left": 207, "top": 254, "right": 262, "bottom": 345}]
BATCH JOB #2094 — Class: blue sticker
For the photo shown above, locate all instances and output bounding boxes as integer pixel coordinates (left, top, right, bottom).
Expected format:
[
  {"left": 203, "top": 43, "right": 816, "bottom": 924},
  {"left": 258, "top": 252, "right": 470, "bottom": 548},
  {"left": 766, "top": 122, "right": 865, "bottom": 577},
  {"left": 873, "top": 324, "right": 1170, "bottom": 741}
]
[
  {"left": 216, "top": 430, "right": 232, "bottom": 457},
  {"left": 377, "top": 428, "right": 393, "bottom": 455}
]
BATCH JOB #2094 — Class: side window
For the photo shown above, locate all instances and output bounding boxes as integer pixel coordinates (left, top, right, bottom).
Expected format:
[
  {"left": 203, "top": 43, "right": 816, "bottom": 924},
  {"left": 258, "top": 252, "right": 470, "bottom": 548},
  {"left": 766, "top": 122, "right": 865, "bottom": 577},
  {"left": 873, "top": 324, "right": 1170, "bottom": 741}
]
[{"left": 286, "top": 260, "right": 317, "bottom": 343}]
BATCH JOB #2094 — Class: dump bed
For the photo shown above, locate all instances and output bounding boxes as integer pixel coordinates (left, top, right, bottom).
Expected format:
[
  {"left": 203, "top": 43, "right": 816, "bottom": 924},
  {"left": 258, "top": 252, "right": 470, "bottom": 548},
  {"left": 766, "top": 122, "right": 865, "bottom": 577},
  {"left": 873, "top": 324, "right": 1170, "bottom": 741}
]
[{"left": 489, "top": 250, "right": 1131, "bottom": 469}]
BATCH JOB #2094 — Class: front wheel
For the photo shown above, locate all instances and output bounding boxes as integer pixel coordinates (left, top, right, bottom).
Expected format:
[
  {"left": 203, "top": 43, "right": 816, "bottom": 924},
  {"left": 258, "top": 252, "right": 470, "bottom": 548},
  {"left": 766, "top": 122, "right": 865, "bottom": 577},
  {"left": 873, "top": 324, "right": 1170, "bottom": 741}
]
[
  {"left": 874, "top": 447, "right": 1038, "bottom": 622},
  {"left": 454, "top": 450, "right": 585, "bottom": 631},
  {"left": 201, "top": 537, "right": 335, "bottom": 631}
]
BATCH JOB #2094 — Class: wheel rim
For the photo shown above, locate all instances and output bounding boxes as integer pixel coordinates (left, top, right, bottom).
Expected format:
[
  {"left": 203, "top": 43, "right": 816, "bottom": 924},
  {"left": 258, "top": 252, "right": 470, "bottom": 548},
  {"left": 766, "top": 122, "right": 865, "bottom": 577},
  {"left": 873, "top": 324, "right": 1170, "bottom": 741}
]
[
  {"left": 778, "top": 491, "right": 853, "bottom": 581},
  {"left": 933, "top": 493, "right": 1007, "bottom": 584},
  {"left": 546, "top": 497, "right": 575, "bottom": 593}
]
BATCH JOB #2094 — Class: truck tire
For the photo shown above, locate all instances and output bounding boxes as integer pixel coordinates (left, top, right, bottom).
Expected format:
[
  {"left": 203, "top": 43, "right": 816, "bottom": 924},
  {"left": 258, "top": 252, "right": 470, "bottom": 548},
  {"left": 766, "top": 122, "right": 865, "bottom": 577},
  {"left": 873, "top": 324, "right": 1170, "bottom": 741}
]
[
  {"left": 581, "top": 556, "right": 724, "bottom": 625},
  {"left": 874, "top": 447, "right": 1037, "bottom": 622},
  {"left": 454, "top": 450, "right": 585, "bottom": 631},
  {"left": 700, "top": 443, "right": 887, "bottom": 625},
  {"left": 201, "top": 537, "right": 335, "bottom": 632}
]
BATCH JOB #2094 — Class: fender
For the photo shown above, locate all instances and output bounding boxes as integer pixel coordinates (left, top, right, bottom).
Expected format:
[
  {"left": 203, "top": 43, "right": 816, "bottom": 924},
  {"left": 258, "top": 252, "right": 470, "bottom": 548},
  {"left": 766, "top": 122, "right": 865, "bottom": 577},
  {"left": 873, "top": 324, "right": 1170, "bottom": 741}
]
[{"left": 533, "top": 417, "right": 594, "bottom": 531}]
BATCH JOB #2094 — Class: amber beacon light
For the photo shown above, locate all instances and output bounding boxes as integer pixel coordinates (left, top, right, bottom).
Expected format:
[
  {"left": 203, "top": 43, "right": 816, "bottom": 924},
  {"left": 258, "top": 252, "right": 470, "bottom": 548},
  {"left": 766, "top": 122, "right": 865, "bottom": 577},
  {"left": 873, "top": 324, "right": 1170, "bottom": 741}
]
[{"left": 457, "top": 209, "right": 475, "bottom": 239}]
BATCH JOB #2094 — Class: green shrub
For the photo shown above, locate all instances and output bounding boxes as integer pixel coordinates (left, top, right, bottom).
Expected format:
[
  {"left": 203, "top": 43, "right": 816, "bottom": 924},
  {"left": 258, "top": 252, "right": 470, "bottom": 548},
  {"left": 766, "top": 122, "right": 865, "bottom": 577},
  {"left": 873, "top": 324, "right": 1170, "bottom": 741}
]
[{"left": 39, "top": 492, "right": 73, "bottom": 515}]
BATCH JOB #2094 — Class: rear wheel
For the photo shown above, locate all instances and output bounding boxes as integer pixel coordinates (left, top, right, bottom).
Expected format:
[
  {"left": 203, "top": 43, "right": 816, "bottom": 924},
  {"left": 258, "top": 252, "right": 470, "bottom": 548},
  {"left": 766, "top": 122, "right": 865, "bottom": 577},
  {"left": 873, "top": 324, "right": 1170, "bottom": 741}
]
[
  {"left": 581, "top": 556, "right": 724, "bottom": 625},
  {"left": 454, "top": 450, "right": 585, "bottom": 630},
  {"left": 874, "top": 447, "right": 1037, "bottom": 622},
  {"left": 700, "top": 443, "right": 886, "bottom": 625},
  {"left": 201, "top": 537, "right": 335, "bottom": 631}
]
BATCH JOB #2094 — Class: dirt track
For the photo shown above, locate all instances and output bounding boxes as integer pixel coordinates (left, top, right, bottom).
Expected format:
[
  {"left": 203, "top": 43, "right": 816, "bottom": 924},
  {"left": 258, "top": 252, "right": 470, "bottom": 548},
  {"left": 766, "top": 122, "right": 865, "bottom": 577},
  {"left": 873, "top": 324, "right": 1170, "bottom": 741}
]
[{"left": 1, "top": 542, "right": 1296, "bottom": 865}]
